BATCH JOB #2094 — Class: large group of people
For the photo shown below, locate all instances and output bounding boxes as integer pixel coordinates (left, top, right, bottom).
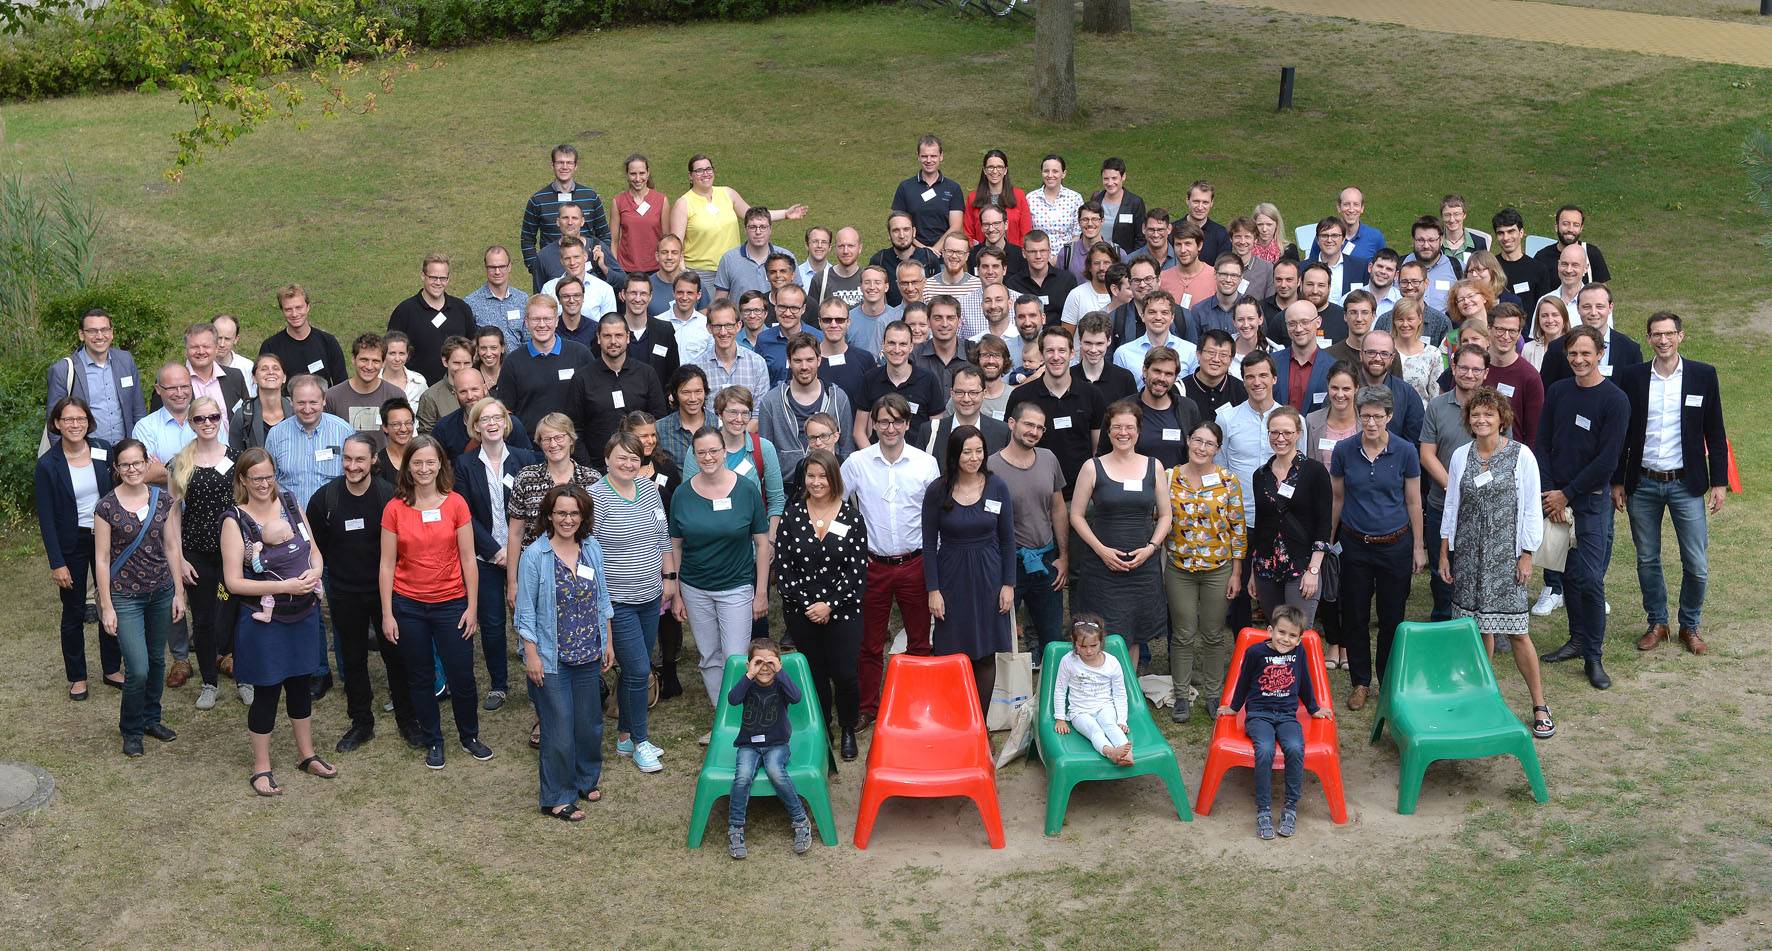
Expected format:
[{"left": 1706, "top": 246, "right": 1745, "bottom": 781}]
[{"left": 35, "top": 139, "right": 1730, "bottom": 842}]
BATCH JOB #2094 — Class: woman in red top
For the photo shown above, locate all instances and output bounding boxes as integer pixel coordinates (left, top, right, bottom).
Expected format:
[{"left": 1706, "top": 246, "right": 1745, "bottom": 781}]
[
  {"left": 379, "top": 435, "right": 486, "bottom": 770},
  {"left": 613, "top": 154, "right": 669, "bottom": 276},
  {"left": 962, "top": 149, "right": 1030, "bottom": 246}
]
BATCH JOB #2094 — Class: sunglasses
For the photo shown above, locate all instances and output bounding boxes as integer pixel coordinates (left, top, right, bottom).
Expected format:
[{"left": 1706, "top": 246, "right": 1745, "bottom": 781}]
[{"left": 191, "top": 413, "right": 223, "bottom": 424}]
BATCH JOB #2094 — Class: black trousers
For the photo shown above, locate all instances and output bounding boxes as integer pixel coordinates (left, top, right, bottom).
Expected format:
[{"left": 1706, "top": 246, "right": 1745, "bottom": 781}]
[
  {"left": 783, "top": 610, "right": 862, "bottom": 731},
  {"left": 330, "top": 587, "right": 416, "bottom": 730}
]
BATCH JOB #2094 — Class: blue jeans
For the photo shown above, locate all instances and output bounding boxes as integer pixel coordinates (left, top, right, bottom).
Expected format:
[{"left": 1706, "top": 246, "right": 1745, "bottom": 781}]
[
  {"left": 391, "top": 593, "right": 480, "bottom": 746},
  {"left": 1423, "top": 502, "right": 1454, "bottom": 622},
  {"left": 1013, "top": 546, "right": 1065, "bottom": 648},
  {"left": 729, "top": 743, "right": 805, "bottom": 828},
  {"left": 113, "top": 585, "right": 171, "bottom": 737},
  {"left": 476, "top": 565, "right": 509, "bottom": 692},
  {"left": 1246, "top": 713, "right": 1305, "bottom": 812},
  {"left": 1628, "top": 479, "right": 1709, "bottom": 630},
  {"left": 534, "top": 659, "right": 604, "bottom": 808},
  {"left": 611, "top": 597, "right": 661, "bottom": 742},
  {"left": 1564, "top": 492, "right": 1614, "bottom": 659}
]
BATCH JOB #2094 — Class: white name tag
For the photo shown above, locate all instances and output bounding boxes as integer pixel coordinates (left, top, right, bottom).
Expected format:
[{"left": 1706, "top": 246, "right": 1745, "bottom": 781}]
[
  {"left": 983, "top": 499, "right": 1001, "bottom": 514},
  {"left": 575, "top": 563, "right": 595, "bottom": 581},
  {"left": 1038, "top": 295, "right": 1049, "bottom": 306},
  {"left": 612, "top": 391, "right": 625, "bottom": 409},
  {"left": 1237, "top": 279, "right": 1250, "bottom": 294},
  {"left": 298, "top": 523, "right": 311, "bottom": 541},
  {"left": 1202, "top": 473, "right": 1221, "bottom": 487},
  {"left": 315, "top": 448, "right": 334, "bottom": 462},
  {"left": 1575, "top": 414, "right": 1591, "bottom": 430},
  {"left": 652, "top": 344, "right": 668, "bottom": 357},
  {"left": 654, "top": 474, "right": 670, "bottom": 488},
  {"left": 307, "top": 360, "right": 326, "bottom": 373},
  {"left": 908, "top": 401, "right": 921, "bottom": 414},
  {"left": 1313, "top": 392, "right": 1326, "bottom": 404},
  {"left": 1349, "top": 282, "right": 1365, "bottom": 291},
  {"left": 1497, "top": 383, "right": 1516, "bottom": 397},
  {"left": 829, "top": 520, "right": 850, "bottom": 537},
  {"left": 232, "top": 399, "right": 243, "bottom": 413},
  {"left": 1162, "top": 428, "right": 1181, "bottom": 441},
  {"left": 432, "top": 313, "right": 447, "bottom": 328},
  {"left": 712, "top": 497, "right": 733, "bottom": 511},
  {"left": 826, "top": 353, "right": 846, "bottom": 366},
  {"left": 1117, "top": 213, "right": 1133, "bottom": 224},
  {"left": 91, "top": 448, "right": 107, "bottom": 460},
  {"left": 1512, "top": 282, "right": 1530, "bottom": 293},
  {"left": 707, "top": 201, "right": 718, "bottom": 216},
  {"left": 120, "top": 375, "right": 134, "bottom": 388},
  {"left": 558, "top": 192, "right": 573, "bottom": 202},
  {"left": 421, "top": 508, "right": 442, "bottom": 523},
  {"left": 133, "top": 505, "right": 149, "bottom": 522},
  {"left": 1434, "top": 280, "right": 1450, "bottom": 291},
  {"left": 1277, "top": 482, "right": 1295, "bottom": 498},
  {"left": 213, "top": 457, "right": 233, "bottom": 474},
  {"left": 1318, "top": 438, "right": 1337, "bottom": 451},
  {"left": 502, "top": 473, "right": 515, "bottom": 489},
  {"left": 1686, "top": 394, "right": 1703, "bottom": 407},
  {"left": 558, "top": 368, "right": 575, "bottom": 381},
  {"left": 1053, "top": 416, "right": 1072, "bottom": 430},
  {"left": 507, "top": 308, "right": 521, "bottom": 322},
  {"left": 636, "top": 200, "right": 652, "bottom": 216},
  {"left": 1600, "top": 365, "right": 1613, "bottom": 377},
  {"left": 750, "top": 734, "right": 767, "bottom": 744},
  {"left": 1121, "top": 479, "right": 1141, "bottom": 492},
  {"left": 1474, "top": 470, "right": 1494, "bottom": 487},
  {"left": 920, "top": 188, "right": 937, "bottom": 202},
  {"left": 734, "top": 458, "right": 753, "bottom": 475},
  {"left": 1179, "top": 294, "right": 1193, "bottom": 308},
  {"left": 655, "top": 507, "right": 667, "bottom": 521},
  {"left": 345, "top": 518, "right": 366, "bottom": 531}
]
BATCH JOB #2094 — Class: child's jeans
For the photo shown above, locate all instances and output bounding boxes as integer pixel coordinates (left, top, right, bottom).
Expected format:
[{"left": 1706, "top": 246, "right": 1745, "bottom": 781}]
[
  {"left": 1245, "top": 713, "right": 1305, "bottom": 811},
  {"left": 729, "top": 743, "right": 806, "bottom": 828},
  {"left": 1069, "top": 709, "right": 1129, "bottom": 756}
]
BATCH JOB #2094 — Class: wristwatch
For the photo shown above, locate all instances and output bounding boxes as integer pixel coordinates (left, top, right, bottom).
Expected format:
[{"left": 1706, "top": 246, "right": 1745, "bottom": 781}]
[
  {"left": 1308, "top": 566, "right": 1320, "bottom": 575},
  {"left": 662, "top": 572, "right": 678, "bottom": 580}
]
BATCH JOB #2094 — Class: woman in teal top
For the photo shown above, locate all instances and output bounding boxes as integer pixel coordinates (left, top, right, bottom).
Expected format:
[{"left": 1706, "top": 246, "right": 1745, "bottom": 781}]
[
  {"left": 669, "top": 426, "right": 771, "bottom": 711},
  {"left": 712, "top": 385, "right": 784, "bottom": 530}
]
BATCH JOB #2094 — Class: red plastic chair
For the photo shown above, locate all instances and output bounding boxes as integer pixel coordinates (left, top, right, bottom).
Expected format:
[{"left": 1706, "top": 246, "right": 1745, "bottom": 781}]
[
  {"left": 1194, "top": 627, "right": 1348, "bottom": 823},
  {"left": 853, "top": 654, "right": 1006, "bottom": 849}
]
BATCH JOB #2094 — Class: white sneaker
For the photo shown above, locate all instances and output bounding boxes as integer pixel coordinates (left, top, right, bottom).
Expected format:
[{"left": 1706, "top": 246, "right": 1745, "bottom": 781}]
[
  {"left": 1531, "top": 589, "right": 1564, "bottom": 616},
  {"left": 196, "top": 684, "right": 219, "bottom": 710},
  {"left": 237, "top": 684, "right": 255, "bottom": 705},
  {"left": 1605, "top": 601, "right": 1612, "bottom": 615},
  {"left": 637, "top": 740, "right": 665, "bottom": 760},
  {"left": 633, "top": 744, "right": 663, "bottom": 773}
]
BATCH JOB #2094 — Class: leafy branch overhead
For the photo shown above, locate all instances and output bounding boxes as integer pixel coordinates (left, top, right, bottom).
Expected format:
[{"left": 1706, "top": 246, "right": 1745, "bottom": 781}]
[{"left": 44, "top": 0, "right": 410, "bottom": 180}]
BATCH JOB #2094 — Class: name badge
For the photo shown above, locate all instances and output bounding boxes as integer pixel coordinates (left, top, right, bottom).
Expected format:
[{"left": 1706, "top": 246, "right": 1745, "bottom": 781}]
[
  {"left": 1686, "top": 394, "right": 1703, "bottom": 407},
  {"left": 1179, "top": 294, "right": 1193, "bottom": 308},
  {"left": 120, "top": 375, "right": 135, "bottom": 388},
  {"left": 307, "top": 360, "right": 326, "bottom": 373},
  {"left": 712, "top": 497, "right": 733, "bottom": 511},
  {"left": 908, "top": 401, "right": 921, "bottom": 414},
  {"left": 432, "top": 312, "right": 447, "bottom": 328},
  {"left": 502, "top": 473, "right": 515, "bottom": 489},
  {"left": 750, "top": 734, "right": 767, "bottom": 744},
  {"left": 1237, "top": 279, "right": 1250, "bottom": 294},
  {"left": 1474, "top": 470, "right": 1494, "bottom": 487},
  {"left": 507, "top": 308, "right": 521, "bottom": 322},
  {"left": 421, "top": 508, "right": 442, "bottom": 523},
  {"left": 612, "top": 391, "right": 625, "bottom": 409},
  {"left": 1201, "top": 472, "right": 1221, "bottom": 487},
  {"left": 345, "top": 518, "right": 365, "bottom": 531},
  {"left": 983, "top": 499, "right": 1002, "bottom": 514},
  {"left": 636, "top": 200, "right": 652, "bottom": 216},
  {"left": 298, "top": 523, "right": 311, "bottom": 541},
  {"left": 1497, "top": 383, "right": 1516, "bottom": 397},
  {"left": 1575, "top": 414, "right": 1591, "bottom": 430},
  {"left": 829, "top": 520, "right": 850, "bottom": 537},
  {"left": 1121, "top": 479, "right": 1141, "bottom": 493},
  {"left": 1053, "top": 416, "right": 1073, "bottom": 430},
  {"left": 655, "top": 507, "right": 667, "bottom": 521},
  {"left": 1349, "top": 282, "right": 1365, "bottom": 291},
  {"left": 827, "top": 353, "right": 846, "bottom": 366},
  {"left": 558, "top": 368, "right": 575, "bottom": 381},
  {"left": 213, "top": 457, "right": 233, "bottom": 474},
  {"left": 920, "top": 188, "right": 937, "bottom": 202},
  {"left": 1312, "top": 392, "right": 1326, "bottom": 404},
  {"left": 1512, "top": 282, "right": 1530, "bottom": 293},
  {"left": 734, "top": 458, "right": 754, "bottom": 476},
  {"left": 315, "top": 448, "right": 334, "bottom": 462},
  {"left": 92, "top": 448, "right": 108, "bottom": 460},
  {"left": 575, "top": 563, "right": 596, "bottom": 581},
  {"left": 1162, "top": 428, "right": 1181, "bottom": 441},
  {"left": 558, "top": 192, "right": 573, "bottom": 202},
  {"left": 1434, "top": 280, "right": 1450, "bottom": 291},
  {"left": 1117, "top": 213, "right": 1133, "bottom": 224},
  {"left": 652, "top": 344, "right": 668, "bottom": 357},
  {"left": 133, "top": 504, "right": 149, "bottom": 522},
  {"left": 708, "top": 201, "right": 719, "bottom": 216},
  {"left": 232, "top": 399, "right": 244, "bottom": 413},
  {"left": 1038, "top": 295, "right": 1049, "bottom": 306},
  {"left": 1318, "top": 438, "right": 1337, "bottom": 451},
  {"left": 654, "top": 473, "right": 670, "bottom": 488},
  {"left": 1277, "top": 482, "right": 1295, "bottom": 498},
  {"left": 1600, "top": 365, "right": 1613, "bottom": 377}
]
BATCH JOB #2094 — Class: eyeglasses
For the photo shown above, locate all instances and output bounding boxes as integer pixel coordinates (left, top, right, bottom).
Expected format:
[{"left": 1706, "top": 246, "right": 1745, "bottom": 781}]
[
  {"left": 1397, "top": 278, "right": 1425, "bottom": 287},
  {"left": 807, "top": 431, "right": 837, "bottom": 442},
  {"left": 777, "top": 304, "right": 804, "bottom": 313},
  {"left": 1187, "top": 436, "right": 1218, "bottom": 448},
  {"left": 424, "top": 273, "right": 450, "bottom": 283},
  {"left": 1266, "top": 429, "right": 1298, "bottom": 438},
  {"left": 691, "top": 166, "right": 714, "bottom": 175},
  {"left": 80, "top": 326, "right": 113, "bottom": 335},
  {"left": 951, "top": 388, "right": 983, "bottom": 398},
  {"left": 1491, "top": 326, "right": 1521, "bottom": 337},
  {"left": 116, "top": 461, "right": 148, "bottom": 471},
  {"left": 486, "top": 263, "right": 511, "bottom": 271},
  {"left": 709, "top": 323, "right": 738, "bottom": 332},
  {"left": 1453, "top": 365, "right": 1488, "bottom": 375},
  {"left": 983, "top": 163, "right": 1007, "bottom": 171},
  {"left": 191, "top": 413, "right": 222, "bottom": 424},
  {"left": 872, "top": 418, "right": 908, "bottom": 429},
  {"left": 746, "top": 224, "right": 772, "bottom": 233},
  {"left": 820, "top": 316, "right": 847, "bottom": 324},
  {"left": 1358, "top": 413, "right": 1389, "bottom": 423},
  {"left": 386, "top": 419, "right": 416, "bottom": 430},
  {"left": 1362, "top": 349, "right": 1395, "bottom": 359},
  {"left": 246, "top": 473, "right": 277, "bottom": 484},
  {"left": 57, "top": 415, "right": 89, "bottom": 425},
  {"left": 538, "top": 434, "right": 571, "bottom": 446},
  {"left": 557, "top": 293, "right": 585, "bottom": 302}
]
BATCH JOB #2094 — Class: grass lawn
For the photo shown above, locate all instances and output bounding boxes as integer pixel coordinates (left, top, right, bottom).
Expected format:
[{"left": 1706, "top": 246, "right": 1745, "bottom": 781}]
[{"left": 3, "top": 2, "right": 1772, "bottom": 949}]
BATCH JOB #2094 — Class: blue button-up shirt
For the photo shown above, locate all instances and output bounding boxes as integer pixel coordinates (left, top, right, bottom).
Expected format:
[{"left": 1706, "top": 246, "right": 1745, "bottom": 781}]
[
  {"left": 753, "top": 323, "right": 825, "bottom": 385},
  {"left": 132, "top": 407, "right": 195, "bottom": 465},
  {"left": 79, "top": 349, "right": 125, "bottom": 444},
  {"left": 465, "top": 283, "right": 531, "bottom": 353},
  {"left": 264, "top": 413, "right": 356, "bottom": 508}
]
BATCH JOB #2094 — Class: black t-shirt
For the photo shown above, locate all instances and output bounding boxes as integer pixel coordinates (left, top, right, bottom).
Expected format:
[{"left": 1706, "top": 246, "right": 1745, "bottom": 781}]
[
  {"left": 305, "top": 476, "right": 396, "bottom": 596},
  {"left": 856, "top": 364, "right": 945, "bottom": 424},
  {"left": 1498, "top": 254, "right": 1552, "bottom": 305},
  {"left": 259, "top": 328, "right": 348, "bottom": 388},
  {"left": 1181, "top": 371, "right": 1247, "bottom": 419},
  {"left": 387, "top": 292, "right": 478, "bottom": 386},
  {"left": 1006, "top": 268, "right": 1079, "bottom": 328},
  {"left": 817, "top": 347, "right": 876, "bottom": 412},
  {"left": 1008, "top": 375, "right": 1107, "bottom": 493},
  {"left": 1077, "top": 363, "right": 1137, "bottom": 410}
]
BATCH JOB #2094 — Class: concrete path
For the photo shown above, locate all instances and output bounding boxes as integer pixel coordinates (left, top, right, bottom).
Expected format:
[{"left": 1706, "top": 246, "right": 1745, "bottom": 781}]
[{"left": 1209, "top": 0, "right": 1772, "bottom": 69}]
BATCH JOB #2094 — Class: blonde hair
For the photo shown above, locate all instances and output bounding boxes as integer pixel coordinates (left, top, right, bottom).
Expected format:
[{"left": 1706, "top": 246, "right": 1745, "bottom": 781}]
[
  {"left": 169, "top": 396, "right": 223, "bottom": 499},
  {"left": 1253, "top": 202, "right": 1288, "bottom": 248}
]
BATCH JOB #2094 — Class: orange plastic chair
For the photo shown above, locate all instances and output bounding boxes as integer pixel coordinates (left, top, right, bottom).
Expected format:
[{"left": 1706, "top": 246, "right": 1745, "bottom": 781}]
[
  {"left": 853, "top": 653, "right": 1005, "bottom": 849},
  {"left": 1194, "top": 627, "right": 1347, "bottom": 823}
]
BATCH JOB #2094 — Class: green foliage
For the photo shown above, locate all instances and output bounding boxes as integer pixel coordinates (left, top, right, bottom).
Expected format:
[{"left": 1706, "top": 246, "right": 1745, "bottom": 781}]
[
  {"left": 1740, "top": 128, "right": 1772, "bottom": 257},
  {"left": 38, "top": 280, "right": 182, "bottom": 368},
  {"left": 0, "top": 167, "right": 101, "bottom": 355},
  {"left": 379, "top": 0, "right": 864, "bottom": 47}
]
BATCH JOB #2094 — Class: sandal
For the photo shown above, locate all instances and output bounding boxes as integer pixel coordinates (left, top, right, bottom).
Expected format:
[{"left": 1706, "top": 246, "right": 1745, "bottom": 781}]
[
  {"left": 578, "top": 788, "right": 602, "bottom": 804},
  {"left": 1531, "top": 705, "right": 1555, "bottom": 739},
  {"left": 249, "top": 771, "right": 281, "bottom": 797},
  {"left": 298, "top": 755, "right": 339, "bottom": 778},
  {"left": 529, "top": 718, "right": 542, "bottom": 749},
  {"left": 543, "top": 803, "right": 586, "bottom": 822}
]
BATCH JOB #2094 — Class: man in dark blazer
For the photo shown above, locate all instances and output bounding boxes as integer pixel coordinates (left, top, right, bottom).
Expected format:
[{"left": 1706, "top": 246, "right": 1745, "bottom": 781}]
[
  {"left": 47, "top": 307, "right": 146, "bottom": 445},
  {"left": 149, "top": 321, "right": 250, "bottom": 441},
  {"left": 1538, "top": 284, "right": 1643, "bottom": 388},
  {"left": 1611, "top": 311, "right": 1727, "bottom": 657}
]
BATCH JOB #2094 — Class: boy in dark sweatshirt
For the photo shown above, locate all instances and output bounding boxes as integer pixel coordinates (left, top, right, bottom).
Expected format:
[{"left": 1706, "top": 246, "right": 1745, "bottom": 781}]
[
  {"left": 1218, "top": 605, "right": 1331, "bottom": 839},
  {"left": 727, "top": 639, "right": 814, "bottom": 859}
]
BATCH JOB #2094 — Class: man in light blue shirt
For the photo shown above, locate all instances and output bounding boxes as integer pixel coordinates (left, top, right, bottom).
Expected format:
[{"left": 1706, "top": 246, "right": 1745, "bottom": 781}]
[
  {"left": 265, "top": 375, "right": 355, "bottom": 510},
  {"left": 133, "top": 363, "right": 196, "bottom": 486},
  {"left": 464, "top": 245, "right": 531, "bottom": 353},
  {"left": 1114, "top": 291, "right": 1196, "bottom": 376},
  {"left": 47, "top": 308, "right": 144, "bottom": 444}
]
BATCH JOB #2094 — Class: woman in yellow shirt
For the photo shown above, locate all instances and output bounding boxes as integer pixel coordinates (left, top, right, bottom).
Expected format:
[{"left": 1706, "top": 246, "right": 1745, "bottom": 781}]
[{"left": 669, "top": 153, "right": 808, "bottom": 278}]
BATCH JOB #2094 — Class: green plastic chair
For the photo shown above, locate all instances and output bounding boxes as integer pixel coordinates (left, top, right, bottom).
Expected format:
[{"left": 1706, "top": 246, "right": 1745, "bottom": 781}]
[
  {"left": 686, "top": 651, "right": 838, "bottom": 847},
  {"left": 1031, "top": 634, "right": 1193, "bottom": 836},
  {"left": 1368, "top": 618, "right": 1549, "bottom": 814}
]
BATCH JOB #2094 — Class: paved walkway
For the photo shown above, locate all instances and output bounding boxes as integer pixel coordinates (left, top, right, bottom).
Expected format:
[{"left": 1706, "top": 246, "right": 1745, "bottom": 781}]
[{"left": 1209, "top": 0, "right": 1772, "bottom": 69}]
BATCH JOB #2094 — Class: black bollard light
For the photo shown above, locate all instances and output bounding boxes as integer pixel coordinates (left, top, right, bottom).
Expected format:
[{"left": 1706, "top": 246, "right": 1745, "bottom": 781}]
[{"left": 1278, "top": 66, "right": 1296, "bottom": 110}]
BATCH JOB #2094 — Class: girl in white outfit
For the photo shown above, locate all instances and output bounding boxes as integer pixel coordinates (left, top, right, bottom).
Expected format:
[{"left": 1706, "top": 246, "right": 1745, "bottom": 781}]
[{"left": 1052, "top": 615, "right": 1133, "bottom": 765}]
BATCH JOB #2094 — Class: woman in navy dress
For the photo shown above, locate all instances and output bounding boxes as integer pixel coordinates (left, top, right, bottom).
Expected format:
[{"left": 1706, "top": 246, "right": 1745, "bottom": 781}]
[{"left": 923, "top": 425, "right": 1016, "bottom": 714}]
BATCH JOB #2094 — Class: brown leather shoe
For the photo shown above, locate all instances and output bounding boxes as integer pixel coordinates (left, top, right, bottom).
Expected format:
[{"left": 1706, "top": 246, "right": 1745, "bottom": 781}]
[
  {"left": 1348, "top": 685, "right": 1369, "bottom": 711},
  {"left": 1637, "top": 623, "right": 1669, "bottom": 651},
  {"left": 165, "top": 659, "right": 192, "bottom": 688},
  {"left": 1679, "top": 627, "right": 1708, "bottom": 655},
  {"left": 217, "top": 654, "right": 234, "bottom": 678}
]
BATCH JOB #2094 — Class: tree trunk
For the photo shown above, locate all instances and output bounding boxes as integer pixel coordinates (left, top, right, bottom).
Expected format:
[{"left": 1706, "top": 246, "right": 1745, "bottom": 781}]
[
  {"left": 1080, "top": 0, "right": 1130, "bottom": 33},
  {"left": 1033, "top": 0, "right": 1077, "bottom": 123}
]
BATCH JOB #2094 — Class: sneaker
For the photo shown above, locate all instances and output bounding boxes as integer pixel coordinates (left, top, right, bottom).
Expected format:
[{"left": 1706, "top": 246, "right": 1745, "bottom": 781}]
[
  {"left": 483, "top": 689, "right": 507, "bottom": 712},
  {"left": 1278, "top": 808, "right": 1297, "bottom": 837},
  {"left": 1531, "top": 589, "right": 1563, "bottom": 616},
  {"left": 383, "top": 701, "right": 394, "bottom": 713},
  {"left": 616, "top": 738, "right": 636, "bottom": 757},
  {"left": 1256, "top": 812, "right": 1275, "bottom": 840},
  {"left": 792, "top": 818, "right": 813, "bottom": 854},
  {"left": 1605, "top": 600, "right": 1612, "bottom": 615},
  {"left": 461, "top": 737, "right": 494, "bottom": 761},
  {"left": 238, "top": 683, "right": 255, "bottom": 706},
  {"left": 1170, "top": 702, "right": 1191, "bottom": 724},
  {"left": 196, "top": 683, "right": 219, "bottom": 710},
  {"left": 728, "top": 827, "right": 747, "bottom": 859},
  {"left": 425, "top": 744, "right": 445, "bottom": 769},
  {"left": 633, "top": 744, "right": 663, "bottom": 773},
  {"left": 637, "top": 740, "right": 665, "bottom": 760}
]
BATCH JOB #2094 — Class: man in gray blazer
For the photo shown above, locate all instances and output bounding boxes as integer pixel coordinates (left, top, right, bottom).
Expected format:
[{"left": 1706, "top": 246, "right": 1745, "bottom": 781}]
[{"left": 45, "top": 308, "right": 144, "bottom": 445}]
